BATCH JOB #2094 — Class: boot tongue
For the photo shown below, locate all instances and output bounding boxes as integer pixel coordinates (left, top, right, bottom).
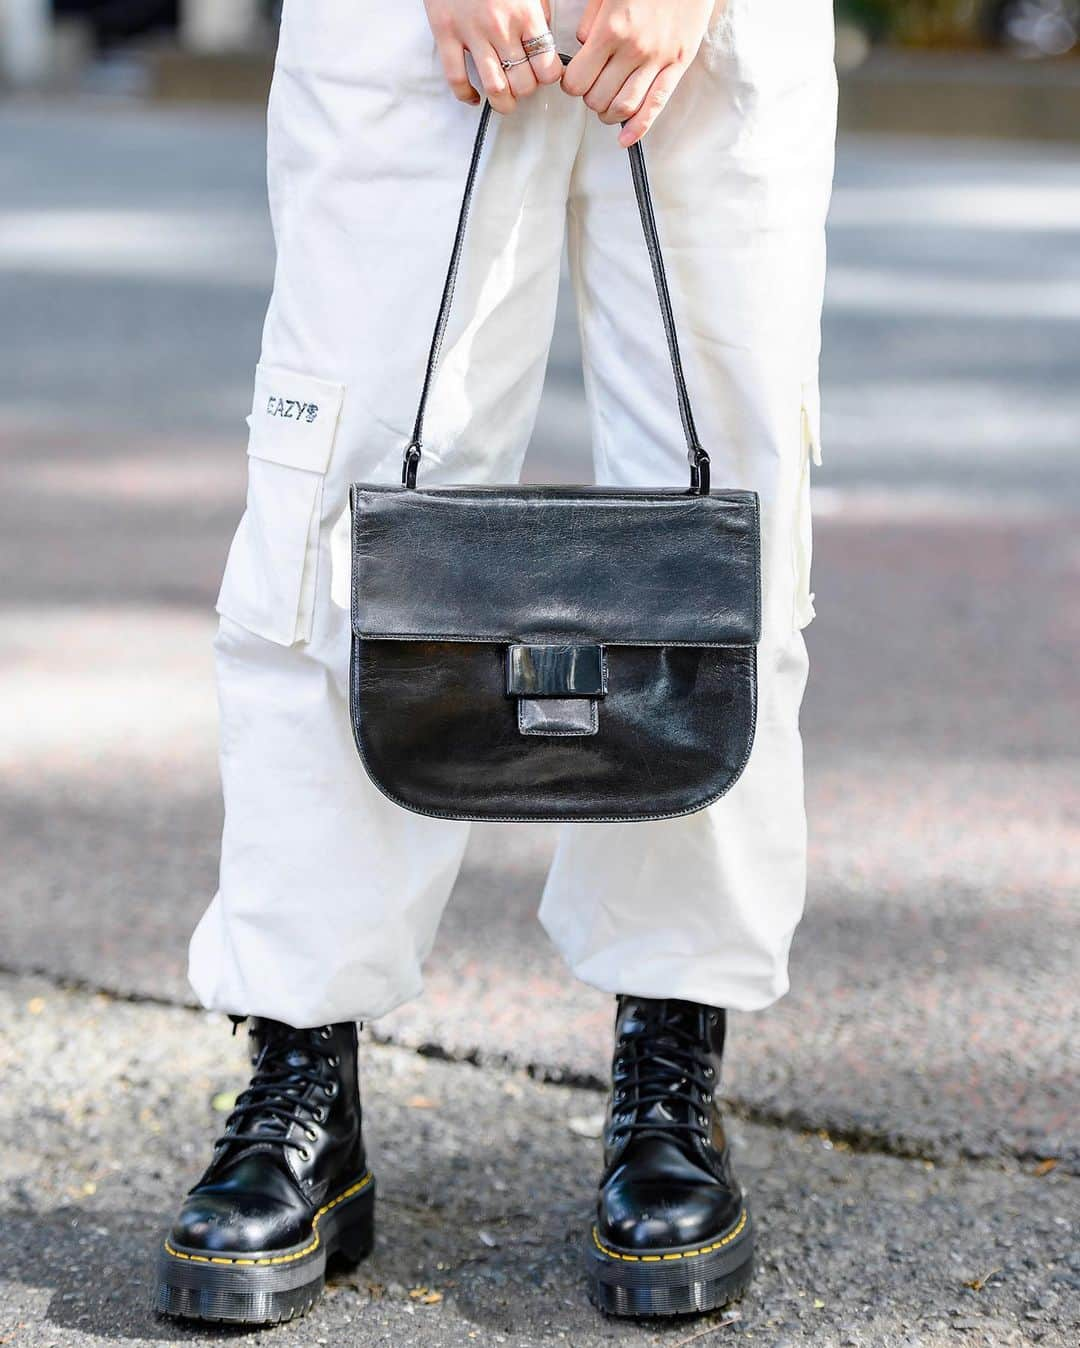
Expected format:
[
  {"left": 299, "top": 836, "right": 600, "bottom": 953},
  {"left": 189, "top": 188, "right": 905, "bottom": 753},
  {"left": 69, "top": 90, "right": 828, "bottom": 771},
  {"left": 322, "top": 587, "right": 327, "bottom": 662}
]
[
  {"left": 278, "top": 1042, "right": 318, "bottom": 1073},
  {"left": 252, "top": 1022, "right": 319, "bottom": 1112},
  {"left": 253, "top": 1019, "right": 315, "bottom": 1065},
  {"left": 624, "top": 998, "right": 702, "bottom": 1040},
  {"left": 253, "top": 1027, "right": 316, "bottom": 1127},
  {"left": 623, "top": 1001, "right": 704, "bottom": 1133},
  {"left": 213, "top": 1025, "right": 319, "bottom": 1173}
]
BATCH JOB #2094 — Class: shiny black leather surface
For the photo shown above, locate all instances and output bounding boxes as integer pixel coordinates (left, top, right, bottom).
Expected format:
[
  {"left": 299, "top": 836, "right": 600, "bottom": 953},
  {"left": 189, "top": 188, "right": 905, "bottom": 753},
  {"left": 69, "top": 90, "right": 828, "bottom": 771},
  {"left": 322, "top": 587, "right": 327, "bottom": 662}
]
[
  {"left": 518, "top": 695, "right": 598, "bottom": 737},
  {"left": 351, "top": 487, "right": 760, "bottom": 647},
  {"left": 348, "top": 487, "right": 760, "bottom": 821},
  {"left": 351, "top": 638, "right": 756, "bottom": 822},
  {"left": 170, "top": 1021, "right": 366, "bottom": 1255},
  {"left": 597, "top": 997, "right": 744, "bottom": 1252}
]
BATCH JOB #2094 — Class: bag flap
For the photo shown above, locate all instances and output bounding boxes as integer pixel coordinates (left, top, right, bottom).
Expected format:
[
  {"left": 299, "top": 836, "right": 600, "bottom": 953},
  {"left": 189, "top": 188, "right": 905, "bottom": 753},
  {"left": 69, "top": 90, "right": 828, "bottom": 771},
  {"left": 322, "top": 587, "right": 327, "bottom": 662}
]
[{"left": 350, "top": 486, "right": 760, "bottom": 647}]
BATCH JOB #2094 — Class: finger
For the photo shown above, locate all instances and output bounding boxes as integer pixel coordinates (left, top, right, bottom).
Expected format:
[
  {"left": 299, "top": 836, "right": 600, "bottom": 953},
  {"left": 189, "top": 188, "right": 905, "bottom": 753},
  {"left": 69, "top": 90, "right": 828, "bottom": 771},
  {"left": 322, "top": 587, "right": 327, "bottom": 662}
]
[
  {"left": 575, "top": 0, "right": 604, "bottom": 45},
  {"left": 598, "top": 63, "right": 658, "bottom": 125},
  {"left": 521, "top": 0, "right": 562, "bottom": 86},
  {"left": 581, "top": 53, "right": 637, "bottom": 115},
  {"left": 529, "top": 46, "right": 564, "bottom": 87},
  {"left": 437, "top": 37, "right": 481, "bottom": 104},
  {"left": 470, "top": 41, "right": 516, "bottom": 114},
  {"left": 618, "top": 64, "right": 684, "bottom": 146},
  {"left": 503, "top": 46, "right": 539, "bottom": 101},
  {"left": 562, "top": 30, "right": 611, "bottom": 98}
]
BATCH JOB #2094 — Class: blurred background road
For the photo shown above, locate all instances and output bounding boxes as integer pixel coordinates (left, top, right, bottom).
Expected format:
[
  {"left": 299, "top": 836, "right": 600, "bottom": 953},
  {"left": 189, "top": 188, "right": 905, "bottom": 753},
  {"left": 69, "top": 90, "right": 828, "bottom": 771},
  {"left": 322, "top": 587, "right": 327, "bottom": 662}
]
[{"left": 1, "top": 31, "right": 1079, "bottom": 1348}]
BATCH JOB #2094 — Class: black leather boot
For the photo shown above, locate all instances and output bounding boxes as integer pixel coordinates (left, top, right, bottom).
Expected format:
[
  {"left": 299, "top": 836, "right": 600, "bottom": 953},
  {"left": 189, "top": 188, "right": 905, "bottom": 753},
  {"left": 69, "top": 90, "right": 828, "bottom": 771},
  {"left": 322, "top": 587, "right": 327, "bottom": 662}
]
[
  {"left": 586, "top": 996, "right": 754, "bottom": 1317},
  {"left": 155, "top": 1019, "right": 375, "bottom": 1325}
]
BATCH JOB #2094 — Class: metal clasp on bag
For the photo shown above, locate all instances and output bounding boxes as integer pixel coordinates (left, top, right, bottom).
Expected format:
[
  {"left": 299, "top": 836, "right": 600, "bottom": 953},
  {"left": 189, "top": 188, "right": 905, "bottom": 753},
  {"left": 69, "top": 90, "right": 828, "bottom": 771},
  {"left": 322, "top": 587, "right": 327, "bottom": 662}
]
[
  {"left": 506, "top": 643, "right": 606, "bottom": 738},
  {"left": 506, "top": 644, "right": 607, "bottom": 698}
]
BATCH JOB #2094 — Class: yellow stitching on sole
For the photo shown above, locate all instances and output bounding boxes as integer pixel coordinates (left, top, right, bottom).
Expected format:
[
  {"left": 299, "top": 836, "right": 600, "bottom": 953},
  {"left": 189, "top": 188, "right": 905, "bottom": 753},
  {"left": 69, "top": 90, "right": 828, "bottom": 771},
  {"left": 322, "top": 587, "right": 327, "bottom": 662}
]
[
  {"left": 591, "top": 1205, "right": 748, "bottom": 1263},
  {"left": 163, "top": 1171, "right": 373, "bottom": 1268}
]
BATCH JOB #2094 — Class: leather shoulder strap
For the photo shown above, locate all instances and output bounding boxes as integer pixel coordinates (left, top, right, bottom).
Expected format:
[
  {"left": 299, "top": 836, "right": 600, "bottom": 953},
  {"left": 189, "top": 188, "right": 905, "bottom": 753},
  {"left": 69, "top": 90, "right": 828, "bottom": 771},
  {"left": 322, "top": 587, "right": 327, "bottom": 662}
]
[{"left": 403, "top": 84, "right": 710, "bottom": 495}]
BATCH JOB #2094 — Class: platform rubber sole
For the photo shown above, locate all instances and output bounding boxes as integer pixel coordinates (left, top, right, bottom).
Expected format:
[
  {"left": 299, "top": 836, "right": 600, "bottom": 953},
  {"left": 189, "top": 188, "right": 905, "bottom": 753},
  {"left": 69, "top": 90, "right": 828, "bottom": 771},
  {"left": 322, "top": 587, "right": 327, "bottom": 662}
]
[
  {"left": 154, "top": 1171, "right": 375, "bottom": 1325},
  {"left": 586, "top": 1203, "right": 754, "bottom": 1317}
]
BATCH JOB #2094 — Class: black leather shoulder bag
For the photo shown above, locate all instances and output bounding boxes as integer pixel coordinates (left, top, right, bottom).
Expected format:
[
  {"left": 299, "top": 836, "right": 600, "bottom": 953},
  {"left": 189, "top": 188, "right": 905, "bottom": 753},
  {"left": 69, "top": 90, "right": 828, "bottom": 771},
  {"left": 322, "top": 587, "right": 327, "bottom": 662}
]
[{"left": 349, "top": 102, "right": 761, "bottom": 823}]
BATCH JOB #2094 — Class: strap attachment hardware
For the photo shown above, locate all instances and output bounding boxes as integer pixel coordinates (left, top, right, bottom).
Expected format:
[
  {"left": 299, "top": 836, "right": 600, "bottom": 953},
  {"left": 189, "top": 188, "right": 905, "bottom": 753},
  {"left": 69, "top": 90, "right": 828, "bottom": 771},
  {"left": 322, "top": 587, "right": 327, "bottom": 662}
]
[
  {"left": 689, "top": 447, "right": 711, "bottom": 496},
  {"left": 402, "top": 442, "right": 422, "bottom": 488}
]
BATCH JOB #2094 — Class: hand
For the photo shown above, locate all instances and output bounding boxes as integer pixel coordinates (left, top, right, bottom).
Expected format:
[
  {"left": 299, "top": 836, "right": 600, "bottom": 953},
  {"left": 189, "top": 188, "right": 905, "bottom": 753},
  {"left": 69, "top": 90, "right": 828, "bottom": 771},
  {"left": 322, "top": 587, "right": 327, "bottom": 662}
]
[
  {"left": 563, "top": 0, "right": 717, "bottom": 146},
  {"left": 423, "top": 0, "right": 563, "bottom": 115}
]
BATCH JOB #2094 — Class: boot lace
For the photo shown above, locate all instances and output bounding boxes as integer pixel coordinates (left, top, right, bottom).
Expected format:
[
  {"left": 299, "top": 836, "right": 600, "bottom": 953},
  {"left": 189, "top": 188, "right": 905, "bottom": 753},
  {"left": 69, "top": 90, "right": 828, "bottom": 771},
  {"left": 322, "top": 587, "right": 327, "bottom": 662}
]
[
  {"left": 215, "top": 1022, "right": 339, "bottom": 1161},
  {"left": 611, "top": 1001, "right": 716, "bottom": 1145}
]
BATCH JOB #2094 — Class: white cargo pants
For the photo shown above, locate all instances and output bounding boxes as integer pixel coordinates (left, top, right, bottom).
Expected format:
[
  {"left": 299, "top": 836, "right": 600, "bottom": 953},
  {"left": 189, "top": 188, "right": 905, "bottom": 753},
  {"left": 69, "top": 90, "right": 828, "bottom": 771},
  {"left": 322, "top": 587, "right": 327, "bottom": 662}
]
[{"left": 188, "top": 0, "right": 838, "bottom": 1028}]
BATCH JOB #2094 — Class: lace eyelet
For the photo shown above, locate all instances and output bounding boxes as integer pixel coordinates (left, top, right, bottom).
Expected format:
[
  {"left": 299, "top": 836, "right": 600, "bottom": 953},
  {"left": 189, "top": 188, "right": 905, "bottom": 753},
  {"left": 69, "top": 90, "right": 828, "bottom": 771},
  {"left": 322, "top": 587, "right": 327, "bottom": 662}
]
[
  {"left": 313, "top": 1107, "right": 326, "bottom": 1123},
  {"left": 298, "top": 1146, "right": 311, "bottom": 1162},
  {"left": 705, "top": 1066, "right": 715, "bottom": 1079},
  {"left": 324, "top": 1083, "right": 337, "bottom": 1098},
  {"left": 319, "top": 1027, "right": 333, "bottom": 1040},
  {"left": 306, "top": 1127, "right": 318, "bottom": 1141},
  {"left": 328, "top": 1055, "right": 340, "bottom": 1068}
]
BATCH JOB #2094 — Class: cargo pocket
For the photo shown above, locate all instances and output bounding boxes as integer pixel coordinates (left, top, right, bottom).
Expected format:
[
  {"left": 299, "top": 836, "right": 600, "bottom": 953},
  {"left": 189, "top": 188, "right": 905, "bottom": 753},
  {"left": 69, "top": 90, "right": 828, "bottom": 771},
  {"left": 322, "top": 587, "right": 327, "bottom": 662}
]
[
  {"left": 216, "top": 364, "right": 346, "bottom": 646},
  {"left": 793, "top": 379, "right": 823, "bottom": 631}
]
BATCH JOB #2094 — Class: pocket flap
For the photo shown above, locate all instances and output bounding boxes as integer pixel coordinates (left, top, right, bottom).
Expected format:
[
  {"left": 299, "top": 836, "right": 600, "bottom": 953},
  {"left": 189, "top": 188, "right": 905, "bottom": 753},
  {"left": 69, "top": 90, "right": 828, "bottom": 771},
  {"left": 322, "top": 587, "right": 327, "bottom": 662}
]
[{"left": 248, "top": 364, "right": 346, "bottom": 474}]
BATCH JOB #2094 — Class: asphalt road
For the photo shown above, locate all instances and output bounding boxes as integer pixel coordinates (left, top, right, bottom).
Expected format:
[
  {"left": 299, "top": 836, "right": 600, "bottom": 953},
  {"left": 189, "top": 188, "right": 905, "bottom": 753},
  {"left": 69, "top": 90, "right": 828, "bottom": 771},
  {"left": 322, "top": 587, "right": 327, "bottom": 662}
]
[
  {"left": 3, "top": 972, "right": 1077, "bottom": 1348},
  {"left": 1, "top": 99, "right": 1078, "bottom": 1345}
]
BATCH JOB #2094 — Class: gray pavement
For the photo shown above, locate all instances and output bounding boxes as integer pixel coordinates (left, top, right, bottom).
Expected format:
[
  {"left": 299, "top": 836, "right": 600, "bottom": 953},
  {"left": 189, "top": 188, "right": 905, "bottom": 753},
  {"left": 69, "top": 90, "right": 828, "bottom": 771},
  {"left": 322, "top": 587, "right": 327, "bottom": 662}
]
[
  {"left": 1, "top": 99, "right": 1078, "bottom": 1344},
  {"left": 3, "top": 972, "right": 1078, "bottom": 1348}
]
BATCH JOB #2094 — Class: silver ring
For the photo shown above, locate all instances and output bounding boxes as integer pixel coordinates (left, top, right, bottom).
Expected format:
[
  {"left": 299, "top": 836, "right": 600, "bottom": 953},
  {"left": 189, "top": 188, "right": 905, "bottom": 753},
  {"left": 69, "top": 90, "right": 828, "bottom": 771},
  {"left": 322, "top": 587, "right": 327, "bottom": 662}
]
[
  {"left": 500, "top": 54, "right": 531, "bottom": 70},
  {"left": 522, "top": 31, "right": 556, "bottom": 55}
]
